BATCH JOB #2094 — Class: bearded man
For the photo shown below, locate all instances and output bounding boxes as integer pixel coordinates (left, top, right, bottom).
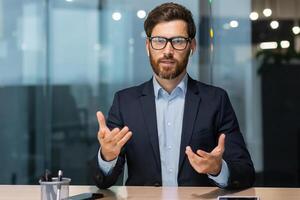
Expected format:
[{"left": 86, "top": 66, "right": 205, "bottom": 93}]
[{"left": 90, "top": 2, "right": 255, "bottom": 190}]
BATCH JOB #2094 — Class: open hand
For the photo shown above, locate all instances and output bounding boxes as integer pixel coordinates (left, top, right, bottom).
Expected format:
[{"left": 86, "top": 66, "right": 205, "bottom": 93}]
[
  {"left": 185, "top": 134, "right": 225, "bottom": 175},
  {"left": 97, "top": 111, "right": 132, "bottom": 161}
]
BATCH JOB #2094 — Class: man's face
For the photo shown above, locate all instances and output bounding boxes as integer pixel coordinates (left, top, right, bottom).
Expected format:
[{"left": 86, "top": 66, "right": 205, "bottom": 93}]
[{"left": 146, "top": 20, "right": 196, "bottom": 80}]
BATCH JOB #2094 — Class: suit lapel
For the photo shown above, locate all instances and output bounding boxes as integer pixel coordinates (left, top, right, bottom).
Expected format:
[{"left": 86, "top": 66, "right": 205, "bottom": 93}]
[
  {"left": 139, "top": 79, "right": 161, "bottom": 171},
  {"left": 178, "top": 77, "right": 201, "bottom": 174}
]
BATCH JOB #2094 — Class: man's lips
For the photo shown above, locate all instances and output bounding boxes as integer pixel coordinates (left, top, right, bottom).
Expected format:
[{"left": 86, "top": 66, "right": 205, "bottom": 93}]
[{"left": 159, "top": 59, "right": 176, "bottom": 64}]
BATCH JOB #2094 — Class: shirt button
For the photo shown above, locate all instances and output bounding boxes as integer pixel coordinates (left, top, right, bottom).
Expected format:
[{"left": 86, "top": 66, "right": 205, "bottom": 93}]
[
  {"left": 167, "top": 145, "right": 172, "bottom": 150},
  {"left": 169, "top": 168, "right": 173, "bottom": 173},
  {"left": 167, "top": 122, "right": 171, "bottom": 126}
]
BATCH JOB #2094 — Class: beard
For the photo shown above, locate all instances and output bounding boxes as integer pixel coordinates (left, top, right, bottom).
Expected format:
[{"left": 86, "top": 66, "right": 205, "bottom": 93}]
[{"left": 149, "top": 51, "right": 190, "bottom": 80}]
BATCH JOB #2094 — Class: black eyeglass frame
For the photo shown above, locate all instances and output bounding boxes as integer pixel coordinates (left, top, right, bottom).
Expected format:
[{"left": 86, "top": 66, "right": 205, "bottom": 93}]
[{"left": 148, "top": 36, "right": 192, "bottom": 51}]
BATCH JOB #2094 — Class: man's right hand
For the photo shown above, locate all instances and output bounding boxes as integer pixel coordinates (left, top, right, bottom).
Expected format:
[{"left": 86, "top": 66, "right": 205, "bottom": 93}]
[{"left": 97, "top": 111, "right": 132, "bottom": 161}]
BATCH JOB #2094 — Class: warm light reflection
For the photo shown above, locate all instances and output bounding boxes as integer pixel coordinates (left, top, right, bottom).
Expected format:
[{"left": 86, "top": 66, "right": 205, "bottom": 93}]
[
  {"left": 112, "top": 12, "right": 122, "bottom": 21},
  {"left": 263, "top": 8, "right": 272, "bottom": 17},
  {"left": 280, "top": 40, "right": 290, "bottom": 49},
  {"left": 229, "top": 20, "right": 239, "bottom": 28},
  {"left": 210, "top": 28, "right": 214, "bottom": 38},
  {"left": 260, "top": 42, "right": 278, "bottom": 49},
  {"left": 137, "top": 10, "right": 146, "bottom": 19},
  {"left": 292, "top": 26, "right": 300, "bottom": 35},
  {"left": 270, "top": 20, "right": 279, "bottom": 29},
  {"left": 249, "top": 12, "right": 259, "bottom": 21}
]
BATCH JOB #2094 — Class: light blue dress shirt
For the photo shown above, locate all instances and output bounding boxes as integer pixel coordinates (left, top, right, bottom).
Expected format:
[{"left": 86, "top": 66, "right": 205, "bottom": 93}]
[
  {"left": 98, "top": 74, "right": 229, "bottom": 187},
  {"left": 153, "top": 74, "right": 186, "bottom": 186}
]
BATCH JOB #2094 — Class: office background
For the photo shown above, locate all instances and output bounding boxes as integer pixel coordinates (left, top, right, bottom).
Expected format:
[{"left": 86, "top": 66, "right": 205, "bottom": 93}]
[{"left": 0, "top": 0, "right": 299, "bottom": 186}]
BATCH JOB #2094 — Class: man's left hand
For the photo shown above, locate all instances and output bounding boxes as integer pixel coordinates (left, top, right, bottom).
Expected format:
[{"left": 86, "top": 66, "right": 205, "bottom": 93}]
[{"left": 185, "top": 133, "right": 225, "bottom": 176}]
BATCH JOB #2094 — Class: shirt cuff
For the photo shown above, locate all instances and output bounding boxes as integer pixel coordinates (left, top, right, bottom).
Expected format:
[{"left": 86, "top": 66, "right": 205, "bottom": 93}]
[
  {"left": 97, "top": 148, "right": 118, "bottom": 175},
  {"left": 207, "top": 159, "right": 229, "bottom": 188}
]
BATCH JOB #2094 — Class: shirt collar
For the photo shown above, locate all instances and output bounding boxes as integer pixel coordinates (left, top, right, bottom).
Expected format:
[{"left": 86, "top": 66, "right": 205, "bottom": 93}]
[{"left": 153, "top": 73, "right": 188, "bottom": 99}]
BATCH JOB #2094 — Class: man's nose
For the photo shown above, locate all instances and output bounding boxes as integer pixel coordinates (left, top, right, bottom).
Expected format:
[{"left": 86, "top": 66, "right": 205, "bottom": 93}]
[{"left": 163, "top": 41, "right": 175, "bottom": 55}]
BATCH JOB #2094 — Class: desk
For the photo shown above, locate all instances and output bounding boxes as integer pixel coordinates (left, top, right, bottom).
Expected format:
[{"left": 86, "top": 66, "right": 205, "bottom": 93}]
[{"left": 0, "top": 185, "right": 299, "bottom": 200}]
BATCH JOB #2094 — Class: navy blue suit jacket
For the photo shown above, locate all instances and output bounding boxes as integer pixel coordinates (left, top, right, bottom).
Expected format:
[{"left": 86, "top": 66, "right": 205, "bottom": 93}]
[{"left": 90, "top": 76, "right": 255, "bottom": 189}]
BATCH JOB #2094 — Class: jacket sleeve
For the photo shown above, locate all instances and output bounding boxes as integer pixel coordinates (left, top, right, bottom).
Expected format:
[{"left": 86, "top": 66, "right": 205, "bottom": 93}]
[
  {"left": 90, "top": 92, "right": 126, "bottom": 189},
  {"left": 217, "top": 90, "right": 255, "bottom": 189}
]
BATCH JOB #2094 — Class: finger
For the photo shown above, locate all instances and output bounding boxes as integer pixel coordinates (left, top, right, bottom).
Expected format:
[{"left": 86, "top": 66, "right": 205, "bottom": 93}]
[
  {"left": 217, "top": 133, "right": 226, "bottom": 150},
  {"left": 185, "top": 147, "right": 205, "bottom": 172},
  {"left": 212, "top": 133, "right": 226, "bottom": 155},
  {"left": 185, "top": 146, "right": 201, "bottom": 162},
  {"left": 186, "top": 154, "right": 198, "bottom": 168},
  {"left": 97, "top": 122, "right": 110, "bottom": 141},
  {"left": 117, "top": 131, "right": 132, "bottom": 148},
  {"left": 98, "top": 129, "right": 105, "bottom": 140},
  {"left": 185, "top": 146, "right": 195, "bottom": 157},
  {"left": 96, "top": 111, "right": 107, "bottom": 131},
  {"left": 196, "top": 149, "right": 209, "bottom": 158},
  {"left": 211, "top": 133, "right": 225, "bottom": 157},
  {"left": 104, "top": 127, "right": 120, "bottom": 142},
  {"left": 185, "top": 146, "right": 193, "bottom": 152},
  {"left": 113, "top": 126, "right": 129, "bottom": 142}
]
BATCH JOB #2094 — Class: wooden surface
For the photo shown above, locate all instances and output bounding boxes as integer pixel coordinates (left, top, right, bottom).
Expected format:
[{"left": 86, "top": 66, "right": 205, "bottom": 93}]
[{"left": 0, "top": 185, "right": 300, "bottom": 200}]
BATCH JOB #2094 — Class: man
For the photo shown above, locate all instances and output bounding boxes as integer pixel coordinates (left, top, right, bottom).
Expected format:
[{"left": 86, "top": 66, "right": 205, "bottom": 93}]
[{"left": 90, "top": 2, "right": 255, "bottom": 189}]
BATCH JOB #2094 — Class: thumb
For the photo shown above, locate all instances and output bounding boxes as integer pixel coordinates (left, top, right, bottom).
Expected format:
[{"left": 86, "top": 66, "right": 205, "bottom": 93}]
[
  {"left": 213, "top": 133, "right": 225, "bottom": 155},
  {"left": 97, "top": 111, "right": 108, "bottom": 136},
  {"left": 218, "top": 133, "right": 225, "bottom": 152}
]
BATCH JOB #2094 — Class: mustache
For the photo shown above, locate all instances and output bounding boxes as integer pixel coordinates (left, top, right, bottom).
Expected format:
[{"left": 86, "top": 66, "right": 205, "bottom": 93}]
[
  {"left": 158, "top": 56, "right": 177, "bottom": 63},
  {"left": 162, "top": 53, "right": 174, "bottom": 59}
]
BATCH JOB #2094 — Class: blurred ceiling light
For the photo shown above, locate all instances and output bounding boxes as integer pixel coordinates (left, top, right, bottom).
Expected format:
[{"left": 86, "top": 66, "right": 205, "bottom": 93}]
[
  {"left": 270, "top": 20, "right": 279, "bottom": 29},
  {"left": 65, "top": 0, "right": 73, "bottom": 2},
  {"left": 112, "top": 12, "right": 122, "bottom": 21},
  {"left": 280, "top": 40, "right": 290, "bottom": 48},
  {"left": 229, "top": 20, "right": 239, "bottom": 28},
  {"left": 263, "top": 8, "right": 272, "bottom": 17},
  {"left": 292, "top": 26, "right": 300, "bottom": 35},
  {"left": 137, "top": 10, "right": 146, "bottom": 19},
  {"left": 249, "top": 12, "right": 259, "bottom": 21},
  {"left": 260, "top": 42, "right": 278, "bottom": 49},
  {"left": 210, "top": 28, "right": 214, "bottom": 38}
]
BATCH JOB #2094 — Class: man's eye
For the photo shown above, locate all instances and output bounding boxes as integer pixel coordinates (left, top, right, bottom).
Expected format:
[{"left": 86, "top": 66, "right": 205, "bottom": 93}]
[
  {"left": 172, "top": 38, "right": 185, "bottom": 44},
  {"left": 154, "top": 38, "right": 166, "bottom": 43}
]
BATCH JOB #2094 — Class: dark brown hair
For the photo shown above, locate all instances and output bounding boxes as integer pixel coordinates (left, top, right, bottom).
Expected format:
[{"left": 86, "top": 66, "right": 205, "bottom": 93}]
[{"left": 144, "top": 2, "right": 196, "bottom": 38}]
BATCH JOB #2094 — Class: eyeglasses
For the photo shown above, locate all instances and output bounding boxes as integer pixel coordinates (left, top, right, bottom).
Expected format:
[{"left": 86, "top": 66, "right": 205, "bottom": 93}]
[{"left": 148, "top": 36, "right": 191, "bottom": 50}]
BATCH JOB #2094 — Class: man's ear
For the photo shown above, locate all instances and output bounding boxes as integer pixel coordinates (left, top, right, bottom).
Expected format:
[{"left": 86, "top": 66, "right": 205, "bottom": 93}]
[
  {"left": 146, "top": 39, "right": 150, "bottom": 57},
  {"left": 190, "top": 38, "right": 196, "bottom": 55}
]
